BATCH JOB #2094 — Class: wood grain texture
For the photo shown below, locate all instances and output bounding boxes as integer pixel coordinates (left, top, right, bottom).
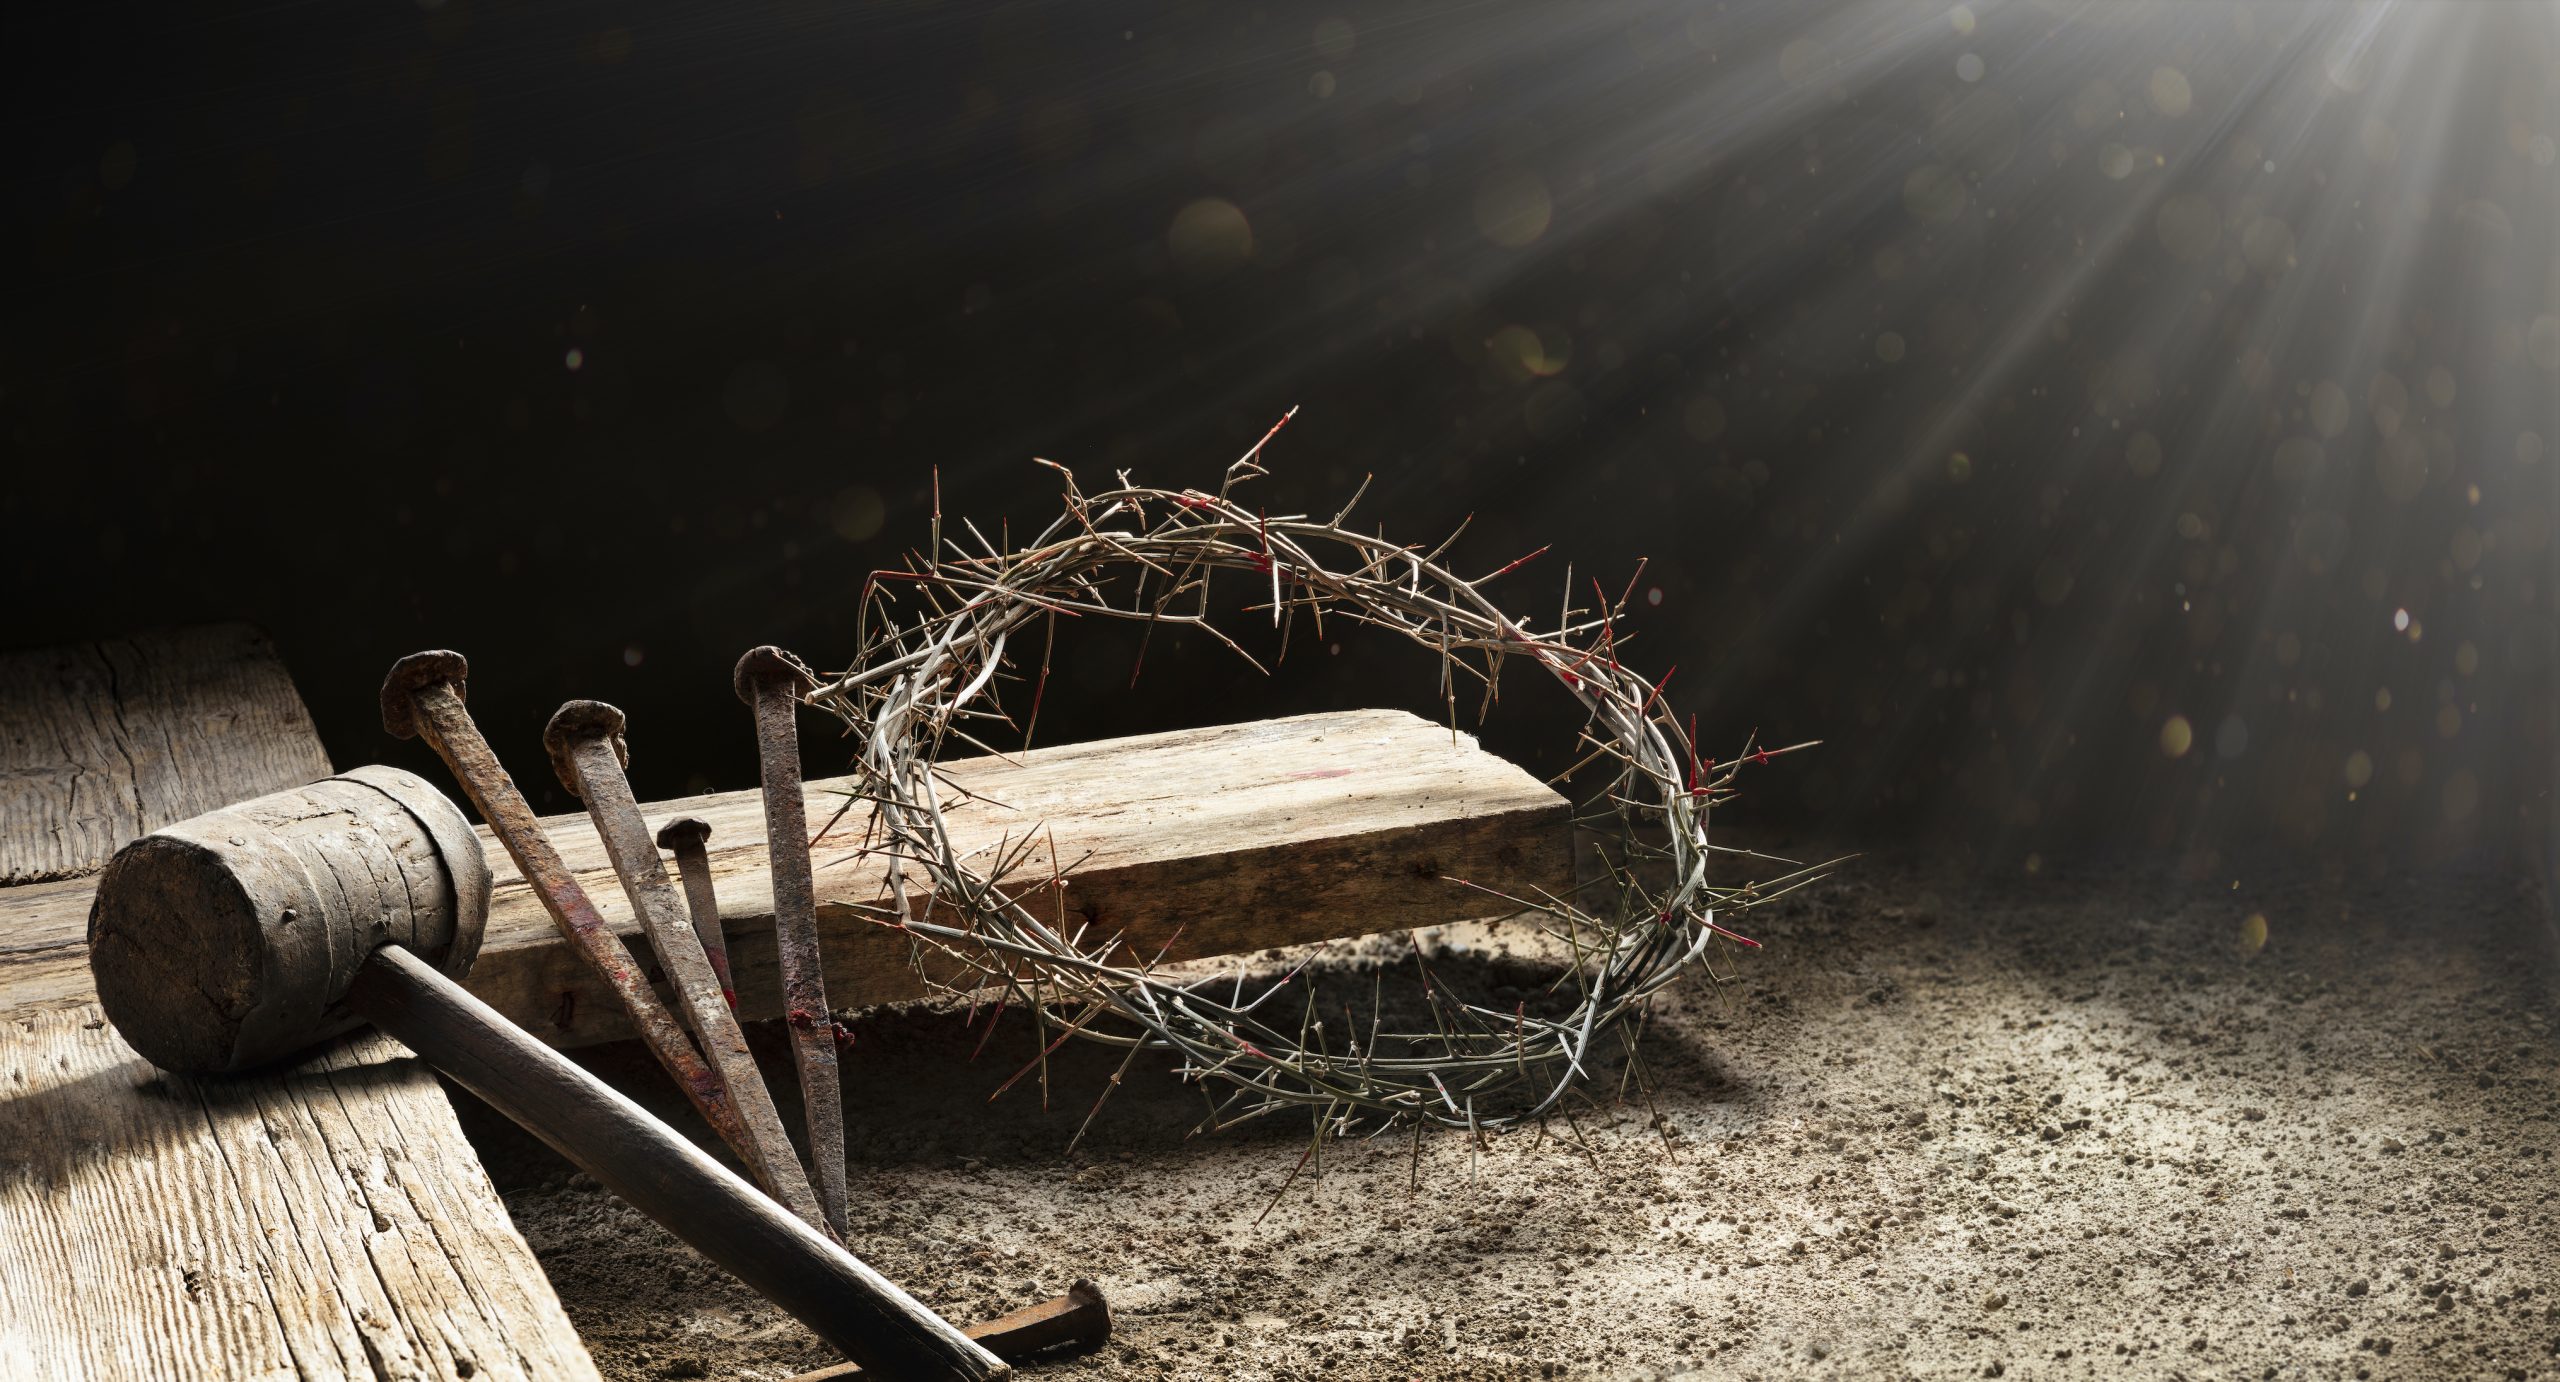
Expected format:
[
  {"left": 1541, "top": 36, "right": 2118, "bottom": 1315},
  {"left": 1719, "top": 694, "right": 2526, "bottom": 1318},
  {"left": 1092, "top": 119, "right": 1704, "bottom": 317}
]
[
  {"left": 0, "top": 624, "right": 598, "bottom": 1382},
  {"left": 0, "top": 711, "right": 1566, "bottom": 1049},
  {"left": 3, "top": 710, "right": 1570, "bottom": 1044},
  {"left": 472, "top": 707, "right": 1572, "bottom": 1047},
  {"left": 0, "top": 624, "right": 333, "bottom": 885},
  {"left": 0, "top": 1007, "right": 598, "bottom": 1381}
]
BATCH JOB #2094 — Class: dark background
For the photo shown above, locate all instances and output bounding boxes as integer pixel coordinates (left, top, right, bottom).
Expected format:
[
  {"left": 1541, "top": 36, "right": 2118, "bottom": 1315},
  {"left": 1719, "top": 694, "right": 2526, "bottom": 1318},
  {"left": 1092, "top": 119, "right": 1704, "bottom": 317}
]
[{"left": 10, "top": 0, "right": 2556, "bottom": 881}]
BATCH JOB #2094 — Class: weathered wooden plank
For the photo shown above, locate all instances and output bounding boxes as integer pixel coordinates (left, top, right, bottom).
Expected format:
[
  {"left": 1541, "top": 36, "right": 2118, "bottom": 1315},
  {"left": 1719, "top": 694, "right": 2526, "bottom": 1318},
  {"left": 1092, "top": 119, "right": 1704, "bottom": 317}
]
[
  {"left": 475, "top": 708, "right": 1572, "bottom": 1046},
  {"left": 0, "top": 624, "right": 333, "bottom": 885},
  {"left": 0, "top": 625, "right": 598, "bottom": 1382},
  {"left": 0, "top": 1009, "right": 599, "bottom": 1381},
  {"left": 4, "top": 710, "right": 1573, "bottom": 1047}
]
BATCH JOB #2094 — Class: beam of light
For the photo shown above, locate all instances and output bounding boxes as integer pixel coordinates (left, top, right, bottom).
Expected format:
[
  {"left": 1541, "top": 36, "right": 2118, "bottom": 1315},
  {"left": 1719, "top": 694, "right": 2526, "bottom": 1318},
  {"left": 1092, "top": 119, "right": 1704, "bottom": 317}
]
[{"left": 1015, "top": 0, "right": 2556, "bottom": 889}]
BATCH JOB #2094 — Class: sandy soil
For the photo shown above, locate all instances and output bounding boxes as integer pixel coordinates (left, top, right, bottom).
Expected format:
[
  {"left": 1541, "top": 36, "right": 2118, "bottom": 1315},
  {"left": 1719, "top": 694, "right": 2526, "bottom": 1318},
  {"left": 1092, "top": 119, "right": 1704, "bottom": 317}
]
[{"left": 456, "top": 846, "right": 2560, "bottom": 1380}]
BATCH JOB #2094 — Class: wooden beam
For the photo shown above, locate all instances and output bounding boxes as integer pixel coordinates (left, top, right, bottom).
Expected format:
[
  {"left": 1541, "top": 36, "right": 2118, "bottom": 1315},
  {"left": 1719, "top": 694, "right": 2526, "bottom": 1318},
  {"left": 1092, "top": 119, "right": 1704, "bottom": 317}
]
[
  {"left": 0, "top": 624, "right": 333, "bottom": 885},
  {"left": 6, "top": 709, "right": 1573, "bottom": 1049},
  {"left": 478, "top": 708, "right": 1573, "bottom": 1047},
  {"left": 0, "top": 626, "right": 599, "bottom": 1382},
  {"left": 0, "top": 1010, "right": 599, "bottom": 1380}
]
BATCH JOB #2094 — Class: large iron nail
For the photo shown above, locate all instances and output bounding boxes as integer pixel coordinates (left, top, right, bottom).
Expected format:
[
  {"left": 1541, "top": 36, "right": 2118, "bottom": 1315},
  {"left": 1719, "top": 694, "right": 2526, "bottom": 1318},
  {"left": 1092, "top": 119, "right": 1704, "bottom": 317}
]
[
  {"left": 655, "top": 816, "right": 735, "bottom": 998},
  {"left": 547, "top": 700, "right": 828, "bottom": 1232},
  {"left": 379, "top": 652, "right": 752, "bottom": 1193},
  {"left": 783, "top": 1281, "right": 1113, "bottom": 1381},
  {"left": 737, "top": 644, "right": 849, "bottom": 1238}
]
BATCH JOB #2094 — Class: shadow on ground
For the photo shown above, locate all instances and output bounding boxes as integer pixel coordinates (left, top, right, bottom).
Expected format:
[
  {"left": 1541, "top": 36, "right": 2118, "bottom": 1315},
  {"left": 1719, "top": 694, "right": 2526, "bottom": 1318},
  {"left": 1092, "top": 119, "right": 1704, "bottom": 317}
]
[{"left": 453, "top": 845, "right": 2560, "bottom": 1380}]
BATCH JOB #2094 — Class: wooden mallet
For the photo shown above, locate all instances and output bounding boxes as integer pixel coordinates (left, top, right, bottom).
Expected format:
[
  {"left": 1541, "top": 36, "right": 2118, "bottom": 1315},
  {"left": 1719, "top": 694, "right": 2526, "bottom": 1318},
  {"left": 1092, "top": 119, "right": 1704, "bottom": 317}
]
[{"left": 86, "top": 766, "right": 1009, "bottom": 1382}]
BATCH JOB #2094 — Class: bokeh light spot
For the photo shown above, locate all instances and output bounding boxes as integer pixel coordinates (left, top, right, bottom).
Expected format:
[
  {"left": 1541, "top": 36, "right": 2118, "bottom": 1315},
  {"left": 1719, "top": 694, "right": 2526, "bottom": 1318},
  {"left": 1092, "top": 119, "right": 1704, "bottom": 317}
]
[
  {"left": 1875, "top": 331, "right": 1906, "bottom": 363},
  {"left": 2215, "top": 715, "right": 2248, "bottom": 759},
  {"left": 2367, "top": 371, "right": 2409, "bottom": 435},
  {"left": 2126, "top": 431, "right": 2163, "bottom": 477},
  {"left": 1168, "top": 197, "right": 1255, "bottom": 277},
  {"left": 829, "top": 485, "right": 885, "bottom": 542},
  {"left": 2241, "top": 216, "right": 2295, "bottom": 275},
  {"left": 2158, "top": 715, "right": 2193, "bottom": 758},
  {"left": 2526, "top": 315, "right": 2559, "bottom": 370},
  {"left": 1902, "top": 164, "right": 1968, "bottom": 224},
  {"left": 1487, "top": 324, "right": 1568, "bottom": 381},
  {"left": 2147, "top": 66, "right": 2192, "bottom": 117},
  {"left": 1473, "top": 170, "right": 1554, "bottom": 248},
  {"left": 2423, "top": 366, "right": 2456, "bottom": 408},
  {"left": 2239, "top": 912, "right": 2268, "bottom": 954}
]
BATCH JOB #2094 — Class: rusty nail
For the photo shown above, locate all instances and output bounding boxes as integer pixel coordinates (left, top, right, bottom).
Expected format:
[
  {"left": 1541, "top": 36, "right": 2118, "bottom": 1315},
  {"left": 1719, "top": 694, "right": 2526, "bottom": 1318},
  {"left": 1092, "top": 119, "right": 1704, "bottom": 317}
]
[
  {"left": 544, "top": 700, "right": 828, "bottom": 1230},
  {"left": 737, "top": 644, "right": 849, "bottom": 1238},
  {"left": 379, "top": 652, "right": 750, "bottom": 1201},
  {"left": 655, "top": 816, "right": 734, "bottom": 998},
  {"left": 784, "top": 1280, "right": 1113, "bottom": 1381}
]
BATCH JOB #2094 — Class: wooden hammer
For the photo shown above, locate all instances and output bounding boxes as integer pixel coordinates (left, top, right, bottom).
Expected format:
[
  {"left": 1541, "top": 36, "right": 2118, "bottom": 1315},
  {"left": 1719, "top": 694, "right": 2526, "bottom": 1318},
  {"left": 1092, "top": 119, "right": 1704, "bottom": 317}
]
[{"left": 86, "top": 766, "right": 1008, "bottom": 1382}]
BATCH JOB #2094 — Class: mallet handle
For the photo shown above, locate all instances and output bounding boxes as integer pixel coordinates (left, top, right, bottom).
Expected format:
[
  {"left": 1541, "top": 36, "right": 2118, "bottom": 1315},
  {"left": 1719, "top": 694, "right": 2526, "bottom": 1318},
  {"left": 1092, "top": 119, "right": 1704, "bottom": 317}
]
[{"left": 347, "top": 944, "right": 1007, "bottom": 1382}]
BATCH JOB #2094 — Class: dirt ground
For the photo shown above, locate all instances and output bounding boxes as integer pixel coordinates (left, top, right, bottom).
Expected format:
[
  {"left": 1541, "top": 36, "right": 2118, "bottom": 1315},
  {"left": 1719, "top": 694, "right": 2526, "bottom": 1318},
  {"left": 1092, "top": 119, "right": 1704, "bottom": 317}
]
[{"left": 456, "top": 845, "right": 2560, "bottom": 1380}]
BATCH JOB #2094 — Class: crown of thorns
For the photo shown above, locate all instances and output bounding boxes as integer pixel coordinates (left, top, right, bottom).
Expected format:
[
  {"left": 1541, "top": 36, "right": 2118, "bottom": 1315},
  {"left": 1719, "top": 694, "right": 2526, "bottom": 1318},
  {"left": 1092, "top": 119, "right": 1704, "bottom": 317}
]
[{"left": 803, "top": 433, "right": 1818, "bottom": 1146}]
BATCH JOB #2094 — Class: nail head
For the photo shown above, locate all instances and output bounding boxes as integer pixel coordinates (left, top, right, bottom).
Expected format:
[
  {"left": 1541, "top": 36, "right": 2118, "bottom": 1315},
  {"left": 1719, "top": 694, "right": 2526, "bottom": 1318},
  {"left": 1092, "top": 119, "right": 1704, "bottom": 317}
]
[
  {"left": 380, "top": 650, "right": 469, "bottom": 739},
  {"left": 734, "top": 645, "right": 815, "bottom": 705},
  {"left": 542, "top": 699, "right": 630, "bottom": 797}
]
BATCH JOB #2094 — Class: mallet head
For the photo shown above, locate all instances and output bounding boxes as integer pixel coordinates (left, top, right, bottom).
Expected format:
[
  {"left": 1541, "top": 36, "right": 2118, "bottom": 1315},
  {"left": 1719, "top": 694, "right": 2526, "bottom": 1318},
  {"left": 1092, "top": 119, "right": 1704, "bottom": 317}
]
[{"left": 88, "top": 767, "right": 492, "bottom": 1074}]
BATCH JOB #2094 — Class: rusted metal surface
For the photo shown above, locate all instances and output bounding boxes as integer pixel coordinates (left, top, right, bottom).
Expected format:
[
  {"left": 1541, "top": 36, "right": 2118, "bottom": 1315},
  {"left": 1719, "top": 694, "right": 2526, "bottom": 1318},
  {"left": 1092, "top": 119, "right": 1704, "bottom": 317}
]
[
  {"left": 736, "top": 644, "right": 849, "bottom": 1238},
  {"left": 546, "top": 700, "right": 826, "bottom": 1233},
  {"left": 782, "top": 1281, "right": 1112, "bottom": 1381},
  {"left": 378, "top": 652, "right": 754, "bottom": 1192},
  {"left": 655, "top": 816, "right": 735, "bottom": 996}
]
